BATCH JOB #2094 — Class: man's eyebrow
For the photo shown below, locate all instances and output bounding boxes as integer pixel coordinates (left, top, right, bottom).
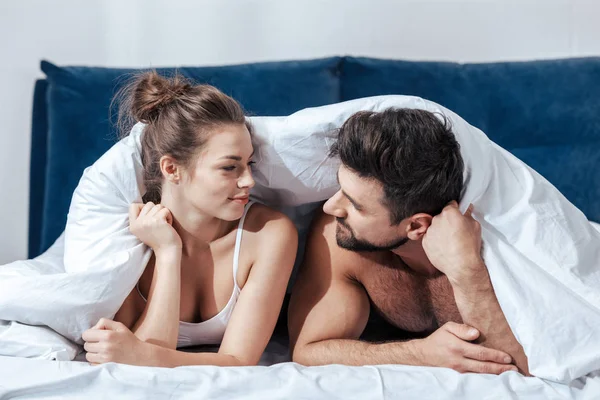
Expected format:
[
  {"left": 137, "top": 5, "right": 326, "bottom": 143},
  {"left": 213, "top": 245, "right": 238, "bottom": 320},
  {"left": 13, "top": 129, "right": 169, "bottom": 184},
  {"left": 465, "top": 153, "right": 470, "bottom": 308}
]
[
  {"left": 342, "top": 190, "right": 363, "bottom": 210},
  {"left": 219, "top": 149, "right": 255, "bottom": 161},
  {"left": 337, "top": 170, "right": 363, "bottom": 210}
]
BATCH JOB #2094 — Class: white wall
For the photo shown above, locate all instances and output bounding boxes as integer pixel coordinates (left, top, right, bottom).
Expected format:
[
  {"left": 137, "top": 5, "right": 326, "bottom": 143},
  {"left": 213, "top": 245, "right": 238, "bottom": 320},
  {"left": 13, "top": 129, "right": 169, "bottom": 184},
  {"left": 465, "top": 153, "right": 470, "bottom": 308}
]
[{"left": 1, "top": 0, "right": 599, "bottom": 264}]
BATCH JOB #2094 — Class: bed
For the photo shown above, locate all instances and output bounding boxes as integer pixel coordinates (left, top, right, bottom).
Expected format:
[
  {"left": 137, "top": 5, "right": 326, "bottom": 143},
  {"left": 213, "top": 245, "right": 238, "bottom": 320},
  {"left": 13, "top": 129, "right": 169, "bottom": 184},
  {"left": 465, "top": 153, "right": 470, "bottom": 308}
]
[{"left": 2, "top": 58, "right": 600, "bottom": 399}]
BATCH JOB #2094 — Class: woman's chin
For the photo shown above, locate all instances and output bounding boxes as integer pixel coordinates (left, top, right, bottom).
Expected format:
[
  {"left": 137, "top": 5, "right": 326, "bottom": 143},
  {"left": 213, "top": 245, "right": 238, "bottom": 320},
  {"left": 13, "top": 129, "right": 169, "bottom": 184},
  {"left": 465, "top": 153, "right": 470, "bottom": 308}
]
[{"left": 218, "top": 202, "right": 246, "bottom": 221}]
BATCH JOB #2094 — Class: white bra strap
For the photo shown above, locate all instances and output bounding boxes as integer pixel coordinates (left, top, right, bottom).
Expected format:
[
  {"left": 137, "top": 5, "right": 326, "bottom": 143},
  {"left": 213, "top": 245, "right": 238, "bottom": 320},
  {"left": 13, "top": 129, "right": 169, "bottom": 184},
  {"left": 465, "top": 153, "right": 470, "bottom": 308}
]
[{"left": 232, "top": 201, "right": 254, "bottom": 287}]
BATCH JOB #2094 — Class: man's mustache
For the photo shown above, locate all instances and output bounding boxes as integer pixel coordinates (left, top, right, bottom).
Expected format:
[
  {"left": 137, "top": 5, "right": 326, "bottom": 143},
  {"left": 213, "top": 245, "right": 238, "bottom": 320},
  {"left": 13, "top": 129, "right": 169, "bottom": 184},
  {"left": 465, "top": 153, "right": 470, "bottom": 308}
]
[{"left": 336, "top": 217, "right": 351, "bottom": 230}]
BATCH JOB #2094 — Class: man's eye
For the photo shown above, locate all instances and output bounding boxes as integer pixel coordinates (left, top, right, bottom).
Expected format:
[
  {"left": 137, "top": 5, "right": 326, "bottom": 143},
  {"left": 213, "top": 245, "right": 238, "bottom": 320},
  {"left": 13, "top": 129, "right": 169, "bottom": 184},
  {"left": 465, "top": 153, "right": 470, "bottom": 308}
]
[{"left": 222, "top": 166, "right": 236, "bottom": 171}]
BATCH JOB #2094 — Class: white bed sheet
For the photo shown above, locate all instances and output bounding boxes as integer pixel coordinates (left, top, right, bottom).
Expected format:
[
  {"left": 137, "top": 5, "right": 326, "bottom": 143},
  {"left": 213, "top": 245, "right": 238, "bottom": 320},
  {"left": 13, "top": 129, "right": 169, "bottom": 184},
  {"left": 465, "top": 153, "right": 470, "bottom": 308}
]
[
  {"left": 1, "top": 355, "right": 599, "bottom": 400},
  {"left": 1, "top": 223, "right": 597, "bottom": 399},
  {"left": 0, "top": 232, "right": 598, "bottom": 399}
]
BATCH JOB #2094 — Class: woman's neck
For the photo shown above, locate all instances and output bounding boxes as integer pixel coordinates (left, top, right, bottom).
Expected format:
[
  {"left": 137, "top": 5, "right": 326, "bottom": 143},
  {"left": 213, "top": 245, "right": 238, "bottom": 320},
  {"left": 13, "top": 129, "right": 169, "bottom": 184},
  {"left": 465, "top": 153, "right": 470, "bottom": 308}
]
[{"left": 160, "top": 192, "right": 237, "bottom": 257}]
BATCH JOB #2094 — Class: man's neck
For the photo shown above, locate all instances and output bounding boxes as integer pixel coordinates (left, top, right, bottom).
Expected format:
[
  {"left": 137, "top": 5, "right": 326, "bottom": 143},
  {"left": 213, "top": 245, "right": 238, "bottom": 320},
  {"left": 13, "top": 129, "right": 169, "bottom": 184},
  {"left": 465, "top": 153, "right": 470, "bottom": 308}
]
[{"left": 391, "top": 239, "right": 440, "bottom": 277}]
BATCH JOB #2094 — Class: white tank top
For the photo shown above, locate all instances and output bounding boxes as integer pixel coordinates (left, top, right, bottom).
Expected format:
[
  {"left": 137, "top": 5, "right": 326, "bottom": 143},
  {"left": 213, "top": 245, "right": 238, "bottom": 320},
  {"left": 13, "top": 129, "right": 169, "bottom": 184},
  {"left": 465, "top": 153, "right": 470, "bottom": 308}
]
[{"left": 136, "top": 201, "right": 254, "bottom": 348}]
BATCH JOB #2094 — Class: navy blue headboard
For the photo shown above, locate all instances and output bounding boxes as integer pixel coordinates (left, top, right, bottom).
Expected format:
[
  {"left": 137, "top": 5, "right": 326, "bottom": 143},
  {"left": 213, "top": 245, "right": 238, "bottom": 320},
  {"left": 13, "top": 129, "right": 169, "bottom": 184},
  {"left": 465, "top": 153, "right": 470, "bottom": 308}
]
[
  {"left": 29, "top": 79, "right": 49, "bottom": 258},
  {"left": 29, "top": 57, "right": 600, "bottom": 258}
]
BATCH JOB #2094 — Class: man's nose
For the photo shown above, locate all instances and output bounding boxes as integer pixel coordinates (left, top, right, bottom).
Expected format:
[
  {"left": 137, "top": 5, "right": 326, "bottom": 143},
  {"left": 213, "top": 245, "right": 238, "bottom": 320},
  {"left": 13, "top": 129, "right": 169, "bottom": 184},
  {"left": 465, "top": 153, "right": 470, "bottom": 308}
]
[{"left": 323, "top": 191, "right": 346, "bottom": 218}]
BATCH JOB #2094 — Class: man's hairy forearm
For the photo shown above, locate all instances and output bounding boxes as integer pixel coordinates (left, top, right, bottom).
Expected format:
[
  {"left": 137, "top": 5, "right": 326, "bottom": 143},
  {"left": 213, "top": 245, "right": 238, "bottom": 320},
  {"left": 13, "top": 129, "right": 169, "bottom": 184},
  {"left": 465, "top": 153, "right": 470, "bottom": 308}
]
[
  {"left": 452, "top": 271, "right": 530, "bottom": 375},
  {"left": 294, "top": 338, "right": 419, "bottom": 366}
]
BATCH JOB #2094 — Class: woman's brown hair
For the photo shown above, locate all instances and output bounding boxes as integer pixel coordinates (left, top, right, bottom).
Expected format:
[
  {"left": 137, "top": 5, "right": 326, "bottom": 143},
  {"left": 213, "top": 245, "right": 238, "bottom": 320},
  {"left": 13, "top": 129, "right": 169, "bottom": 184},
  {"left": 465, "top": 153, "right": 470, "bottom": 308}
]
[{"left": 115, "top": 71, "right": 247, "bottom": 203}]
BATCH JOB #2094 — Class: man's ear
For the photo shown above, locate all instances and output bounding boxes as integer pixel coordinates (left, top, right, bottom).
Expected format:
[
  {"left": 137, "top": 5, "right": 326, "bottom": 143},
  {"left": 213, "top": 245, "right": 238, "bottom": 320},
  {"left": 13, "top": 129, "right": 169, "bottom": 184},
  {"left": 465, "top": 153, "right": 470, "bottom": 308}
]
[{"left": 405, "top": 213, "right": 433, "bottom": 240}]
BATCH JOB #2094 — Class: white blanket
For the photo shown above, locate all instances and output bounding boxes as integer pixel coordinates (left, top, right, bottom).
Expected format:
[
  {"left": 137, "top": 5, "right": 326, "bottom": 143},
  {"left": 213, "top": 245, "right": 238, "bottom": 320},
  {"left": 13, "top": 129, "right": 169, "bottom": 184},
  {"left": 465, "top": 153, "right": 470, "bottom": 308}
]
[
  {"left": 1, "top": 96, "right": 599, "bottom": 387},
  {"left": 0, "top": 355, "right": 599, "bottom": 400}
]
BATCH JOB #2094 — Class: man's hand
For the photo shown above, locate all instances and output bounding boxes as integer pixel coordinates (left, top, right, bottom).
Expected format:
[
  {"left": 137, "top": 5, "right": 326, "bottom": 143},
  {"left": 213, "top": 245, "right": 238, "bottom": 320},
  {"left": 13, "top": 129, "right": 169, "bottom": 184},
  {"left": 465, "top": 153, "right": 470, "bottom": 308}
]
[
  {"left": 414, "top": 322, "right": 517, "bottom": 374},
  {"left": 422, "top": 201, "right": 485, "bottom": 286},
  {"left": 422, "top": 202, "right": 530, "bottom": 375}
]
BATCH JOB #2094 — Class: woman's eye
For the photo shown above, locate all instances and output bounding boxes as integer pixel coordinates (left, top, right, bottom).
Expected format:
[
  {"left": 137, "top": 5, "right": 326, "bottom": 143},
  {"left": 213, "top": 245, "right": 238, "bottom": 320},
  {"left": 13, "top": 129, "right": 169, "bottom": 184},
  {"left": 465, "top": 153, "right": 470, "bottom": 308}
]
[
  {"left": 222, "top": 166, "right": 236, "bottom": 171},
  {"left": 248, "top": 161, "right": 256, "bottom": 167}
]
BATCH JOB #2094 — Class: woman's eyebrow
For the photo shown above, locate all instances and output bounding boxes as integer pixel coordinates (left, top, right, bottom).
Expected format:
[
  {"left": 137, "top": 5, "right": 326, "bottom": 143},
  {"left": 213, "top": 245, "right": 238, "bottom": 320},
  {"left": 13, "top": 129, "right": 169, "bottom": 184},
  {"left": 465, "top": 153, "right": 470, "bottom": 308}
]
[{"left": 219, "top": 149, "right": 255, "bottom": 161}]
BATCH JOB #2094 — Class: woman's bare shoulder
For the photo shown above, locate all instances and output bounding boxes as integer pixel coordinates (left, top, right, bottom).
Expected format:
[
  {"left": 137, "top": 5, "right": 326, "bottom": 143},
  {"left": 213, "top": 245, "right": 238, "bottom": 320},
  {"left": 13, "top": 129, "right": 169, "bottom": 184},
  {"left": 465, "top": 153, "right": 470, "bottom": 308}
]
[
  {"left": 238, "top": 203, "right": 298, "bottom": 279},
  {"left": 244, "top": 203, "right": 297, "bottom": 236}
]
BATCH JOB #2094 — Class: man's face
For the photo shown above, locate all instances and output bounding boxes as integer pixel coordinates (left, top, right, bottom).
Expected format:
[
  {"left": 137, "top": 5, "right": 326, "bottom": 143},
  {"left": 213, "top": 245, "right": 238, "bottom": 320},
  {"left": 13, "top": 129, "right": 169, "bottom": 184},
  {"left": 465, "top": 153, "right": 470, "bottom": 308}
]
[{"left": 323, "top": 165, "right": 409, "bottom": 252}]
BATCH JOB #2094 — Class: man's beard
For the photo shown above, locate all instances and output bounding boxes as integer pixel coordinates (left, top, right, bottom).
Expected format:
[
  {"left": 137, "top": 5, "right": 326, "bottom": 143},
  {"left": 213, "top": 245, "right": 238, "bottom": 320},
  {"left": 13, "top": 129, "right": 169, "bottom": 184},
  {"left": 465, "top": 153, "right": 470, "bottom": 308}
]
[{"left": 335, "top": 218, "right": 408, "bottom": 252}]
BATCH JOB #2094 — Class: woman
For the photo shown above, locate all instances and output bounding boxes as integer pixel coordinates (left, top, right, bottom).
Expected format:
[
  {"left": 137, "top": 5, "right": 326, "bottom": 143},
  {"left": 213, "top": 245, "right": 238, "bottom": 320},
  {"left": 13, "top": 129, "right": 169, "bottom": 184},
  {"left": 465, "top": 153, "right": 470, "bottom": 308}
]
[{"left": 82, "top": 71, "right": 297, "bottom": 367}]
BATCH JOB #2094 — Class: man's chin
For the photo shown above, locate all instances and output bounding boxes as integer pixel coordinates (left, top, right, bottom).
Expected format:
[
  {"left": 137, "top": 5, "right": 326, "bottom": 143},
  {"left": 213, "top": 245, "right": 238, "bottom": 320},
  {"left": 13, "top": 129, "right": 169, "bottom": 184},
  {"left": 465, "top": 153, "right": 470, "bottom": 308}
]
[
  {"left": 335, "top": 234, "right": 379, "bottom": 252},
  {"left": 335, "top": 230, "right": 355, "bottom": 249},
  {"left": 335, "top": 232, "right": 408, "bottom": 253},
  {"left": 335, "top": 237, "right": 355, "bottom": 250}
]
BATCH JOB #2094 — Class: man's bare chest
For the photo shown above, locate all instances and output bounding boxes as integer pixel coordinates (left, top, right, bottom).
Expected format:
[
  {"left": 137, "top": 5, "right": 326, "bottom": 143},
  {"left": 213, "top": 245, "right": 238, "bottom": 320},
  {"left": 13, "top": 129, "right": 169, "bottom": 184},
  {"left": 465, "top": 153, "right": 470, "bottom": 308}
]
[{"left": 360, "top": 260, "right": 461, "bottom": 333}]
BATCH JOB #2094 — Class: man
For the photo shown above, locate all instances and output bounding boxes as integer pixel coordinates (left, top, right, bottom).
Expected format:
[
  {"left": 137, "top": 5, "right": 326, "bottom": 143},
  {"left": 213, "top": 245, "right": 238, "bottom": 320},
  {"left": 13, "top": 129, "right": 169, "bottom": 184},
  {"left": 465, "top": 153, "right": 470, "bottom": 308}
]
[{"left": 288, "top": 108, "right": 529, "bottom": 375}]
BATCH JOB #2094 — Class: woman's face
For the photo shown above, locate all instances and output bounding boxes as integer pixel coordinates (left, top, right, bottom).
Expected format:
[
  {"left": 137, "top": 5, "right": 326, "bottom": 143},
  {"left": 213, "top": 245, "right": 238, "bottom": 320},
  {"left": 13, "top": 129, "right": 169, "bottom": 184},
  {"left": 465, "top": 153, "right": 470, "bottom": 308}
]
[{"left": 180, "top": 123, "right": 255, "bottom": 221}]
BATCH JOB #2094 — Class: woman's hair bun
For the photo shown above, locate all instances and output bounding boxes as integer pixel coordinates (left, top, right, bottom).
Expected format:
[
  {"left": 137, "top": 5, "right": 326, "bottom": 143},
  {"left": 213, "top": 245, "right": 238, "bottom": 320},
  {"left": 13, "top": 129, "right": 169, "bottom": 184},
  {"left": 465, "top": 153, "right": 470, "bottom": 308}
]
[{"left": 130, "top": 71, "right": 190, "bottom": 123}]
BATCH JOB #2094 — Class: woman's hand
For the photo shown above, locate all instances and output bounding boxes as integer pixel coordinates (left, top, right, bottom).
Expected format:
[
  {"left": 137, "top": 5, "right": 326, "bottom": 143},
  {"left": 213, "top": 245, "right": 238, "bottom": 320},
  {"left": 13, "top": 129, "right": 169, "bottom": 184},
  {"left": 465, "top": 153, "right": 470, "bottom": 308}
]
[
  {"left": 83, "top": 318, "right": 157, "bottom": 366},
  {"left": 129, "top": 202, "right": 182, "bottom": 255}
]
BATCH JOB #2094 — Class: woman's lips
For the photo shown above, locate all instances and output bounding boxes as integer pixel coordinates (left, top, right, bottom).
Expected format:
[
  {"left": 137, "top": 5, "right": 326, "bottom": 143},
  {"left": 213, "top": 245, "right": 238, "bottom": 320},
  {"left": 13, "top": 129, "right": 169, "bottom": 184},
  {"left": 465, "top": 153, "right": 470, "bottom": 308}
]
[{"left": 230, "top": 197, "right": 249, "bottom": 205}]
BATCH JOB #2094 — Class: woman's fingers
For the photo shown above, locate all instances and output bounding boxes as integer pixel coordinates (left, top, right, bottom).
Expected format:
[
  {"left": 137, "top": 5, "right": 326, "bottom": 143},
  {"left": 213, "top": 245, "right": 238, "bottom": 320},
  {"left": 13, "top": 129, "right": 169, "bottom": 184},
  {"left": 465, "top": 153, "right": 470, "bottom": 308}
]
[
  {"left": 85, "top": 351, "right": 104, "bottom": 365},
  {"left": 147, "top": 204, "right": 164, "bottom": 218},
  {"left": 157, "top": 207, "right": 173, "bottom": 225},
  {"left": 82, "top": 328, "right": 111, "bottom": 343},
  {"left": 83, "top": 341, "right": 102, "bottom": 353},
  {"left": 128, "top": 203, "right": 144, "bottom": 224},
  {"left": 138, "top": 202, "right": 155, "bottom": 217}
]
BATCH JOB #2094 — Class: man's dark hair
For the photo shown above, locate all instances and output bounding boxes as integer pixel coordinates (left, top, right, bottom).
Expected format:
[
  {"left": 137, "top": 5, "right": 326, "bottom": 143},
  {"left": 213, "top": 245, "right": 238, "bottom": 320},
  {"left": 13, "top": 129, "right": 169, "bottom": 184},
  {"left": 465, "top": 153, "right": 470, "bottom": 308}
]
[{"left": 329, "top": 108, "right": 464, "bottom": 224}]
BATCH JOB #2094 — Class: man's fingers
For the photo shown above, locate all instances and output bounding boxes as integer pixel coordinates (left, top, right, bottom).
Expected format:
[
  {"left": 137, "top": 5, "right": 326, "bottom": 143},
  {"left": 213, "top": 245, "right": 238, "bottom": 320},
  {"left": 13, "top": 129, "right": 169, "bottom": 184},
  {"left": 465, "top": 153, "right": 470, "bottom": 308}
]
[
  {"left": 443, "top": 322, "right": 480, "bottom": 341},
  {"left": 461, "top": 359, "right": 518, "bottom": 375},
  {"left": 464, "top": 203, "right": 474, "bottom": 218},
  {"left": 461, "top": 342, "right": 512, "bottom": 364},
  {"left": 446, "top": 200, "right": 459, "bottom": 208}
]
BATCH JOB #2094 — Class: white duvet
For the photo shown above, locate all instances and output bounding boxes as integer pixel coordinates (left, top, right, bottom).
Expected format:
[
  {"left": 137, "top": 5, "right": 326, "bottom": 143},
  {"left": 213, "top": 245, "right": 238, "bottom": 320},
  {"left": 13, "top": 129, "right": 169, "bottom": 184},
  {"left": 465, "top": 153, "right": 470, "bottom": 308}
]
[
  {"left": 1, "top": 354, "right": 599, "bottom": 400},
  {"left": 1, "top": 96, "right": 599, "bottom": 398}
]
